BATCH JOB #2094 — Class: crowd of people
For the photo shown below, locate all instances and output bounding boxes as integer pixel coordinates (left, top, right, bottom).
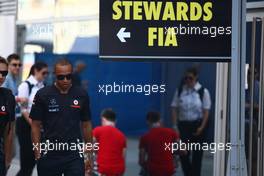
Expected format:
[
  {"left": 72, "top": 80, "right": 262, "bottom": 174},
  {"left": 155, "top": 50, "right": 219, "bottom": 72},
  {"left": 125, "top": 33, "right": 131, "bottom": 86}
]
[{"left": 0, "top": 54, "right": 212, "bottom": 176}]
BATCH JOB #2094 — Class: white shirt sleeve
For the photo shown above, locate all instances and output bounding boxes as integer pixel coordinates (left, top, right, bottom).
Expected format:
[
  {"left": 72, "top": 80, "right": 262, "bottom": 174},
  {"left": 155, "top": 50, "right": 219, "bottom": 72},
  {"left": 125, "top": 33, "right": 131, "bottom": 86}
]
[
  {"left": 203, "top": 88, "right": 211, "bottom": 110},
  {"left": 18, "top": 82, "right": 29, "bottom": 98},
  {"left": 171, "top": 89, "right": 179, "bottom": 108},
  {"left": 18, "top": 82, "right": 31, "bottom": 113}
]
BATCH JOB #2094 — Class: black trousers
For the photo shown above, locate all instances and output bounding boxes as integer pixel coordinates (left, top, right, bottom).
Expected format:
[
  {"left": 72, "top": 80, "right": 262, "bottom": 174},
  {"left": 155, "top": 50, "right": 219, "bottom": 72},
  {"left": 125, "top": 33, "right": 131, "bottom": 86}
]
[
  {"left": 245, "top": 119, "right": 258, "bottom": 176},
  {"left": 16, "top": 117, "right": 35, "bottom": 176},
  {"left": 37, "top": 152, "right": 85, "bottom": 176},
  {"left": 178, "top": 120, "right": 204, "bottom": 176},
  {"left": 0, "top": 138, "right": 6, "bottom": 176}
]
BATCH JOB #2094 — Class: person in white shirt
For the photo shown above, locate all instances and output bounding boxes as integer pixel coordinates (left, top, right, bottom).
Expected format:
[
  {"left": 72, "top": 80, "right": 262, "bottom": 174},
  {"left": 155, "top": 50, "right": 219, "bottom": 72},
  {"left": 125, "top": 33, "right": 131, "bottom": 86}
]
[
  {"left": 171, "top": 67, "right": 211, "bottom": 176},
  {"left": 16, "top": 62, "right": 48, "bottom": 176}
]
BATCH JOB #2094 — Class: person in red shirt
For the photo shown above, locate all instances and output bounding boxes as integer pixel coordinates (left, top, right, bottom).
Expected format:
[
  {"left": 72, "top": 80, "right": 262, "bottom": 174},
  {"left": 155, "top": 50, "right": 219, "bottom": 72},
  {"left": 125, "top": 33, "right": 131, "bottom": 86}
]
[
  {"left": 93, "top": 109, "right": 126, "bottom": 176},
  {"left": 139, "top": 111, "right": 180, "bottom": 176}
]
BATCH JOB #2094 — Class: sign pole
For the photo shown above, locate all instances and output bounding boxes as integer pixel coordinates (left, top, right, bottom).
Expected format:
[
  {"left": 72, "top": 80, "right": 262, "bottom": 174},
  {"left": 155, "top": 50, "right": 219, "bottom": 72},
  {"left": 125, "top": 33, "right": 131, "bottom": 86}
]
[{"left": 227, "top": 0, "right": 247, "bottom": 175}]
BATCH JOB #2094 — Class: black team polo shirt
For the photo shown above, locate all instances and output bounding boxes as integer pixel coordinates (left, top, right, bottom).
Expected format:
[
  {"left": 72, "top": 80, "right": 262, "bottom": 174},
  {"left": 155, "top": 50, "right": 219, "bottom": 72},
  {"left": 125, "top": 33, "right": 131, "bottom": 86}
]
[
  {"left": 0, "top": 88, "right": 15, "bottom": 138},
  {"left": 30, "top": 84, "right": 91, "bottom": 143}
]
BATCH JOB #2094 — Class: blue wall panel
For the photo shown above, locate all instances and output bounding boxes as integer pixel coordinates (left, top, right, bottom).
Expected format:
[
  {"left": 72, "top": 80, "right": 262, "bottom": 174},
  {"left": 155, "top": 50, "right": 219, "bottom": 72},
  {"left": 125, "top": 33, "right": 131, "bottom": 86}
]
[
  {"left": 35, "top": 53, "right": 162, "bottom": 136},
  {"left": 35, "top": 54, "right": 216, "bottom": 141}
]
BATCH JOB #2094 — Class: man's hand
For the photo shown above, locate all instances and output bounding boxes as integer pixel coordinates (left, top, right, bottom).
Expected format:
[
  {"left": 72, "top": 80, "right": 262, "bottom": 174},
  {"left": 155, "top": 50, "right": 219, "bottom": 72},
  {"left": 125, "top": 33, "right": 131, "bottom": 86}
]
[
  {"left": 84, "top": 158, "right": 93, "bottom": 174},
  {"left": 4, "top": 122, "right": 14, "bottom": 172},
  {"left": 85, "top": 159, "right": 92, "bottom": 171},
  {"left": 193, "top": 127, "right": 203, "bottom": 136},
  {"left": 31, "top": 121, "right": 42, "bottom": 160},
  {"left": 34, "top": 148, "right": 41, "bottom": 161},
  {"left": 16, "top": 97, "right": 28, "bottom": 104},
  {"left": 27, "top": 118, "right": 33, "bottom": 126}
]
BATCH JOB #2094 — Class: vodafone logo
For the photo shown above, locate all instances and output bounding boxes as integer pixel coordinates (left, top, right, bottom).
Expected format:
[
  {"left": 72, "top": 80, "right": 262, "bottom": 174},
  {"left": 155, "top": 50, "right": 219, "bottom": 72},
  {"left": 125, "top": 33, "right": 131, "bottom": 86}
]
[
  {"left": 73, "top": 100, "right": 79, "bottom": 105},
  {"left": 1, "top": 106, "right": 5, "bottom": 112},
  {"left": 71, "top": 99, "right": 80, "bottom": 109}
]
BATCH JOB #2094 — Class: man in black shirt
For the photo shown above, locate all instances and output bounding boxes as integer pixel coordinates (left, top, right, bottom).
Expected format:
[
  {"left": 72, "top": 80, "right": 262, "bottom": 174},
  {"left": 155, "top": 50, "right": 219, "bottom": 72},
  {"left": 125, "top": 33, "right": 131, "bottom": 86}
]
[
  {"left": 30, "top": 59, "right": 92, "bottom": 176},
  {"left": 0, "top": 57, "right": 15, "bottom": 176}
]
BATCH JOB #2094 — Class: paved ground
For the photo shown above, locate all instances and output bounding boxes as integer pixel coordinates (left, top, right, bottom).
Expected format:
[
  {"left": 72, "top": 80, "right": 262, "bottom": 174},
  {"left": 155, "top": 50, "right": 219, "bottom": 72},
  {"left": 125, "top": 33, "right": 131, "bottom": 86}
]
[{"left": 7, "top": 138, "right": 213, "bottom": 176}]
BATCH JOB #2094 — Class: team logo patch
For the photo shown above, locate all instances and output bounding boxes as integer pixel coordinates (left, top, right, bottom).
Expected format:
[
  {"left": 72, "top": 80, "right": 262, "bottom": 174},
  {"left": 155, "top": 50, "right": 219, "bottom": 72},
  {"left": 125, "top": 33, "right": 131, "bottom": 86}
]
[
  {"left": 71, "top": 99, "right": 80, "bottom": 109},
  {"left": 0, "top": 106, "right": 7, "bottom": 116},
  {"left": 48, "top": 98, "right": 60, "bottom": 112},
  {"left": 50, "top": 99, "right": 57, "bottom": 105},
  {"left": 73, "top": 100, "right": 79, "bottom": 105}
]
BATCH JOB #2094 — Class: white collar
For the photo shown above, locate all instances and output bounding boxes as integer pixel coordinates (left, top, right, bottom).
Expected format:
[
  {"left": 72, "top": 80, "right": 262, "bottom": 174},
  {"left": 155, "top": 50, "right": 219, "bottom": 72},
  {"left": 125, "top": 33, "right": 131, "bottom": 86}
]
[
  {"left": 183, "top": 82, "right": 201, "bottom": 91},
  {"left": 151, "top": 122, "right": 161, "bottom": 128},
  {"left": 102, "top": 117, "right": 116, "bottom": 127},
  {"left": 27, "top": 75, "right": 43, "bottom": 87},
  {"left": 194, "top": 82, "right": 202, "bottom": 91}
]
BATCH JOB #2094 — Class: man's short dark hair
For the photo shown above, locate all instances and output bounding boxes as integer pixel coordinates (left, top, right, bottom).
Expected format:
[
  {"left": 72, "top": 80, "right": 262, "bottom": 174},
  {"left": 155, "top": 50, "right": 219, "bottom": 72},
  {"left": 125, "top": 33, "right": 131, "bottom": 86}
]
[
  {"left": 101, "top": 108, "right": 116, "bottom": 122},
  {"left": 7, "top": 54, "right": 20, "bottom": 63},
  {"left": 146, "top": 111, "right": 161, "bottom": 124},
  {"left": 54, "top": 58, "right": 73, "bottom": 72}
]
